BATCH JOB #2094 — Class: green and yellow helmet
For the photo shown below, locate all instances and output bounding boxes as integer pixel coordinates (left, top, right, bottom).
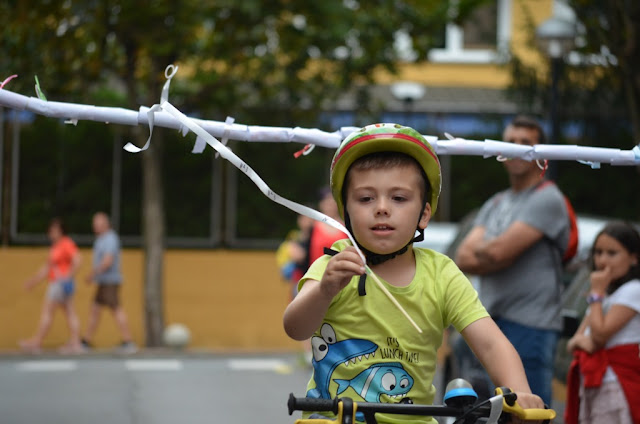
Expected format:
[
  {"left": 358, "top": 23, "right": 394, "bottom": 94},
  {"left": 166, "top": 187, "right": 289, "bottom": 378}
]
[{"left": 330, "top": 123, "right": 441, "bottom": 217}]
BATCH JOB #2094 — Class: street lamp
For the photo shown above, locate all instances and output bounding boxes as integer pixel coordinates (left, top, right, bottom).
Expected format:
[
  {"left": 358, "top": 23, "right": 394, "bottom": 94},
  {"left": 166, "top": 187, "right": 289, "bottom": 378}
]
[
  {"left": 535, "top": 13, "right": 576, "bottom": 180},
  {"left": 390, "top": 82, "right": 426, "bottom": 127}
]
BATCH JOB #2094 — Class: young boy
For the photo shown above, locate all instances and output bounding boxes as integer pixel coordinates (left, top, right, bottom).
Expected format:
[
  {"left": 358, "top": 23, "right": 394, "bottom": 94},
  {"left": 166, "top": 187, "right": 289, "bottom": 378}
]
[{"left": 283, "top": 123, "right": 543, "bottom": 423}]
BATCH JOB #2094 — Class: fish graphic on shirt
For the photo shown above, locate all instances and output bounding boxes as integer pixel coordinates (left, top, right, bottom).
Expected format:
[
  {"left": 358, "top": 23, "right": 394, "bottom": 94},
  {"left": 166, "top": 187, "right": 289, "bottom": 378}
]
[
  {"left": 334, "top": 362, "right": 414, "bottom": 403},
  {"left": 306, "top": 323, "right": 378, "bottom": 399}
]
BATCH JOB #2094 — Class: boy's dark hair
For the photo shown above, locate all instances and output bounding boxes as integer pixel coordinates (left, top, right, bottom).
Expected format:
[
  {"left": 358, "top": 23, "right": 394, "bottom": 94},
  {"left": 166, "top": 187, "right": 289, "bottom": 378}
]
[
  {"left": 343, "top": 151, "right": 430, "bottom": 206},
  {"left": 590, "top": 220, "right": 640, "bottom": 294},
  {"left": 49, "top": 217, "right": 67, "bottom": 235},
  {"left": 509, "top": 115, "right": 547, "bottom": 144}
]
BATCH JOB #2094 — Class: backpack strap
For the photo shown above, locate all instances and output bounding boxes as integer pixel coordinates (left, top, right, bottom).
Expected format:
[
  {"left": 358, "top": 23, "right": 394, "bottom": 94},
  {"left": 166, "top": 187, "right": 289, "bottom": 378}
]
[{"left": 535, "top": 180, "right": 579, "bottom": 263}]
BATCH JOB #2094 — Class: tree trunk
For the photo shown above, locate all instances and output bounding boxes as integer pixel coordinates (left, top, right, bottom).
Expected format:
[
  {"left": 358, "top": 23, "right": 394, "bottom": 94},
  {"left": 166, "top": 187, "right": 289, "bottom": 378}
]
[
  {"left": 1, "top": 109, "right": 10, "bottom": 246},
  {"left": 621, "top": 63, "right": 640, "bottom": 147},
  {"left": 141, "top": 128, "right": 165, "bottom": 347}
]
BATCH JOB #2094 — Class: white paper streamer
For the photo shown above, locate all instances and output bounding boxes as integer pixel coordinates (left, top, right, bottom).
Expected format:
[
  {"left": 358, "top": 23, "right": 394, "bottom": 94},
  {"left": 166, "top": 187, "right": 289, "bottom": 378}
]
[
  {"left": 123, "top": 66, "right": 179, "bottom": 153},
  {"left": 161, "top": 102, "right": 354, "bottom": 249},
  {"left": 215, "top": 116, "right": 235, "bottom": 158},
  {"left": 127, "top": 92, "right": 423, "bottom": 333},
  {"left": 0, "top": 80, "right": 639, "bottom": 166}
]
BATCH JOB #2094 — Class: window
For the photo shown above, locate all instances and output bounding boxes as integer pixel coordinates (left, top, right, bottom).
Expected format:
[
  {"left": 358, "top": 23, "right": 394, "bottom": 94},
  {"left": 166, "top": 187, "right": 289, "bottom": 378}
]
[{"left": 428, "top": 0, "right": 511, "bottom": 64}]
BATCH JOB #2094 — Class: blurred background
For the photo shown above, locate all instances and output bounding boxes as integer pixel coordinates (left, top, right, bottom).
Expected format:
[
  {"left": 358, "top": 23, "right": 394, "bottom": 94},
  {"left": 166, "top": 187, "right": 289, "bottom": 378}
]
[{"left": 1, "top": 0, "right": 639, "bottom": 353}]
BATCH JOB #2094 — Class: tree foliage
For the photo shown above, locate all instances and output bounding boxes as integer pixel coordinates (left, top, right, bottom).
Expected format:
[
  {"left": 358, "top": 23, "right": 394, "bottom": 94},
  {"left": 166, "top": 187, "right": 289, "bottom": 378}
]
[
  {"left": 2, "top": 0, "right": 478, "bottom": 345},
  {"left": 568, "top": 0, "right": 640, "bottom": 142},
  {"left": 505, "top": 1, "right": 640, "bottom": 220},
  {"left": 506, "top": 1, "right": 640, "bottom": 145}
]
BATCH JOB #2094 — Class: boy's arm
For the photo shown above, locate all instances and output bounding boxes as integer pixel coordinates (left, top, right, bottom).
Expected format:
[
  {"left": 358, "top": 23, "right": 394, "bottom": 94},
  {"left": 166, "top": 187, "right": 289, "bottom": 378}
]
[
  {"left": 283, "top": 246, "right": 364, "bottom": 341},
  {"left": 461, "top": 317, "right": 543, "bottom": 410},
  {"left": 283, "top": 279, "right": 335, "bottom": 341}
]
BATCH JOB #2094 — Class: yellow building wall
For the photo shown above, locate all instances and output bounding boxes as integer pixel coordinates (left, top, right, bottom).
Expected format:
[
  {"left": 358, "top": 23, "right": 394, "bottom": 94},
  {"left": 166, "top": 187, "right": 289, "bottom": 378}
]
[
  {"left": 0, "top": 247, "right": 299, "bottom": 352},
  {"left": 376, "top": 0, "right": 553, "bottom": 89}
]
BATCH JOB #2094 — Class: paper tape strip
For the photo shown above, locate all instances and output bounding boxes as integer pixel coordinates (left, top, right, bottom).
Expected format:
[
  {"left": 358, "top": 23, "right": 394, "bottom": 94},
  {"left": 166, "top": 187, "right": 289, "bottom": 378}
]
[{"left": 158, "top": 100, "right": 423, "bottom": 333}]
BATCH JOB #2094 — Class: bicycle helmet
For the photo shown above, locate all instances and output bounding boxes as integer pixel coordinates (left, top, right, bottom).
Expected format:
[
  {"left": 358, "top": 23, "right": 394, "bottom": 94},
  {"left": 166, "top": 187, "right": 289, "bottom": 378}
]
[{"left": 330, "top": 123, "right": 441, "bottom": 265}]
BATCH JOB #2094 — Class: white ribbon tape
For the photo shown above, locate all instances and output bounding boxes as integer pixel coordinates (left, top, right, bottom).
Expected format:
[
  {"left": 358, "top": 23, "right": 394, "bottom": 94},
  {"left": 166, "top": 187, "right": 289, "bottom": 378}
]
[
  {"left": 161, "top": 101, "right": 357, "bottom": 253},
  {"left": 140, "top": 99, "right": 424, "bottom": 333}
]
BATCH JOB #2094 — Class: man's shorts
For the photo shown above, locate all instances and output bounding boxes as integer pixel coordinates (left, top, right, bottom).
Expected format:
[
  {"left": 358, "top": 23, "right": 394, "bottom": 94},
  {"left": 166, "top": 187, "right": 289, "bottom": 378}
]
[{"left": 94, "top": 284, "right": 121, "bottom": 309}]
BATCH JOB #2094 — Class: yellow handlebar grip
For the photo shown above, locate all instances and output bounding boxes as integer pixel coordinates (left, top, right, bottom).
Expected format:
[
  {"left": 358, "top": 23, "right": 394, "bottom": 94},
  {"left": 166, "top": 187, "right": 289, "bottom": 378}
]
[{"left": 495, "top": 387, "right": 557, "bottom": 421}]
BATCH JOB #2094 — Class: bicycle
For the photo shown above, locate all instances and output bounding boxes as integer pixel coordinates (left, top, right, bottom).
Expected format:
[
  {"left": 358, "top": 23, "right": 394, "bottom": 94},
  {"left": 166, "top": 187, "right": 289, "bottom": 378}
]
[{"left": 287, "top": 378, "right": 556, "bottom": 424}]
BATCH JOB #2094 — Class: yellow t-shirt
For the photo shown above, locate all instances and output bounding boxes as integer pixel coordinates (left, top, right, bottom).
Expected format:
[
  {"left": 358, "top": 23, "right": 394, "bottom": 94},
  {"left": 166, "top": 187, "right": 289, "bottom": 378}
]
[{"left": 298, "top": 240, "right": 488, "bottom": 424}]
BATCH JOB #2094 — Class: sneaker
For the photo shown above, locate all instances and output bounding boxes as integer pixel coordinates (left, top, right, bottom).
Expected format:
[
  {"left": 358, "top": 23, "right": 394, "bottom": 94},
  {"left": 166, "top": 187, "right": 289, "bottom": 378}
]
[{"left": 116, "top": 341, "right": 137, "bottom": 355}]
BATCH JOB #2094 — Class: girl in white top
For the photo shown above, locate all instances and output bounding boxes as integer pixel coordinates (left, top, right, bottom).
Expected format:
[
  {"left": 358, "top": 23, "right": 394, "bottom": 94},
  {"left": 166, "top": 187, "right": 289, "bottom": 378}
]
[{"left": 566, "top": 221, "right": 640, "bottom": 424}]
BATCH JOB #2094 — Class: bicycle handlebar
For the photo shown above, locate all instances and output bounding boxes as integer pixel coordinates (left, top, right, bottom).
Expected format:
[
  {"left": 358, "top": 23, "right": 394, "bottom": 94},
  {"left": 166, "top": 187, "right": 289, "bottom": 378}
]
[
  {"left": 288, "top": 385, "right": 556, "bottom": 424},
  {"left": 288, "top": 395, "right": 340, "bottom": 415},
  {"left": 288, "top": 393, "right": 462, "bottom": 418}
]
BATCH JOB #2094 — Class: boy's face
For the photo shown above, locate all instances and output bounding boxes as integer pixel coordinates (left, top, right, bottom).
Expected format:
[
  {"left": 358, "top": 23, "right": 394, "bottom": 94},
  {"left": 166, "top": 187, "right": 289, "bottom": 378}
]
[{"left": 345, "top": 165, "right": 431, "bottom": 255}]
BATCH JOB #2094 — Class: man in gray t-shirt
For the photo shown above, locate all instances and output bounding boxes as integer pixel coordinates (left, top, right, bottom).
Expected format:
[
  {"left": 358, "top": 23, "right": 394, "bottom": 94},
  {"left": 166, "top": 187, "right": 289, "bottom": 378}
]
[
  {"left": 93, "top": 227, "right": 121, "bottom": 285},
  {"left": 82, "top": 212, "right": 136, "bottom": 353},
  {"left": 455, "top": 116, "right": 570, "bottom": 406}
]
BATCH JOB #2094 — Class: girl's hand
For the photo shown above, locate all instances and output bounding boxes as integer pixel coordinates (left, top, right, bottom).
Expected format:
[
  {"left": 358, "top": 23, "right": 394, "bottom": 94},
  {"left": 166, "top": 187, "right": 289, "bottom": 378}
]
[
  {"left": 567, "top": 333, "right": 596, "bottom": 354},
  {"left": 590, "top": 266, "right": 612, "bottom": 295},
  {"left": 319, "top": 246, "right": 365, "bottom": 299}
]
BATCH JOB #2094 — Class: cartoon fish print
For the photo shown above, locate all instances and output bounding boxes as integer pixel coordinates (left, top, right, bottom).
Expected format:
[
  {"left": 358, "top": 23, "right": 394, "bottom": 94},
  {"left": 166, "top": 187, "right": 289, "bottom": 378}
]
[
  {"left": 306, "top": 323, "right": 378, "bottom": 399},
  {"left": 334, "top": 362, "right": 414, "bottom": 403}
]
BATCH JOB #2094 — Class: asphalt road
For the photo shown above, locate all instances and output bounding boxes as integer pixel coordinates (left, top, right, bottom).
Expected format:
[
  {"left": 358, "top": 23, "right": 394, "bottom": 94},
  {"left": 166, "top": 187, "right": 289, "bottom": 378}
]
[
  {"left": 0, "top": 353, "right": 311, "bottom": 424},
  {"left": 0, "top": 352, "right": 563, "bottom": 424}
]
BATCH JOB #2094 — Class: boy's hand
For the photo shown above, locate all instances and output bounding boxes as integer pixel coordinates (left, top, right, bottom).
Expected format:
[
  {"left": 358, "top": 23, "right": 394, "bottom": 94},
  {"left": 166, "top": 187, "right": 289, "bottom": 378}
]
[
  {"left": 509, "top": 391, "right": 545, "bottom": 424},
  {"left": 320, "top": 246, "right": 365, "bottom": 299}
]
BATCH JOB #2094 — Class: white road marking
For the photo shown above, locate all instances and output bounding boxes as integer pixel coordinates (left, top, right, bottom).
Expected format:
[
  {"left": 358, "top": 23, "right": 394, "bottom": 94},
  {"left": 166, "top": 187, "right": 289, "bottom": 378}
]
[
  {"left": 12, "top": 357, "right": 293, "bottom": 373},
  {"left": 16, "top": 360, "right": 78, "bottom": 372},
  {"left": 125, "top": 359, "right": 183, "bottom": 371},
  {"left": 227, "top": 358, "right": 291, "bottom": 373}
]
